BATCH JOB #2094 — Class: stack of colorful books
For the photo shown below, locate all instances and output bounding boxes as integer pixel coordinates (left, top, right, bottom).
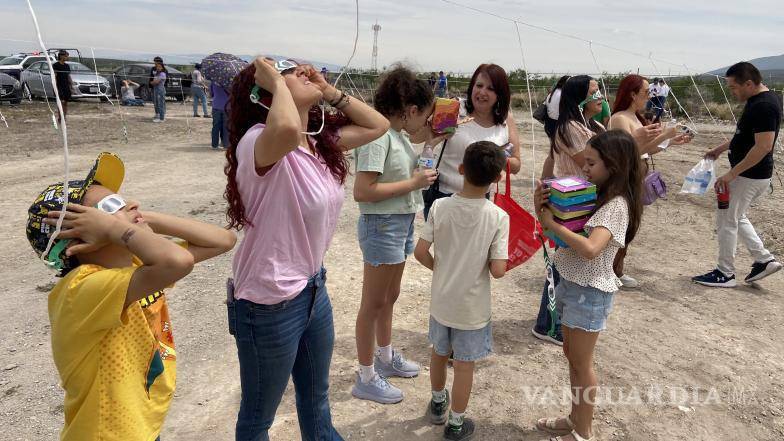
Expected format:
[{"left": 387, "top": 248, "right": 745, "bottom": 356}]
[{"left": 543, "top": 177, "right": 597, "bottom": 248}]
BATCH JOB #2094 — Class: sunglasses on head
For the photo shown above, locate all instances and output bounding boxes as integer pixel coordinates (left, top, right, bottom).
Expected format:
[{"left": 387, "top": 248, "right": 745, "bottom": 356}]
[{"left": 95, "top": 194, "right": 127, "bottom": 214}]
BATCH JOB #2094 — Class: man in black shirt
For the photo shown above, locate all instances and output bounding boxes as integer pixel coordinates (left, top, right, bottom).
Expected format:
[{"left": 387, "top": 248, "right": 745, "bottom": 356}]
[
  {"left": 52, "top": 50, "right": 73, "bottom": 122},
  {"left": 693, "top": 62, "right": 782, "bottom": 287}
]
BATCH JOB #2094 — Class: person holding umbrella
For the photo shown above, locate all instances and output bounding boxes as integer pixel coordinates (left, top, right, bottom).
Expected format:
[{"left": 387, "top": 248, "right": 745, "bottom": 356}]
[{"left": 201, "top": 53, "right": 247, "bottom": 149}]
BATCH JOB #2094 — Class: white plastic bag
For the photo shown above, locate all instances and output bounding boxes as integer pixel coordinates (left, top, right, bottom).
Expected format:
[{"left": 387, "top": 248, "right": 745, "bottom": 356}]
[{"left": 681, "top": 158, "right": 716, "bottom": 195}]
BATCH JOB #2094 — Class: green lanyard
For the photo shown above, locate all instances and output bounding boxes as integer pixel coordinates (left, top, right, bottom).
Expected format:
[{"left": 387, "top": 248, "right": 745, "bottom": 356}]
[{"left": 538, "top": 235, "right": 558, "bottom": 338}]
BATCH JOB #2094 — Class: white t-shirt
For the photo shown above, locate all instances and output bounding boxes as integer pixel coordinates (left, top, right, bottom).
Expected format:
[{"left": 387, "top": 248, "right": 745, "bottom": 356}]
[
  {"left": 648, "top": 83, "right": 660, "bottom": 98},
  {"left": 191, "top": 69, "right": 205, "bottom": 89},
  {"left": 659, "top": 84, "right": 670, "bottom": 97},
  {"left": 437, "top": 120, "right": 509, "bottom": 195},
  {"left": 546, "top": 89, "right": 562, "bottom": 120},
  {"left": 554, "top": 196, "right": 629, "bottom": 292},
  {"left": 121, "top": 85, "right": 137, "bottom": 101},
  {"left": 421, "top": 194, "right": 509, "bottom": 330}
]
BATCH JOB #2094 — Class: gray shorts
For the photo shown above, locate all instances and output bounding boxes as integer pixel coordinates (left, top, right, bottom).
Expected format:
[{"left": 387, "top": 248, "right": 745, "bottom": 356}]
[{"left": 428, "top": 316, "right": 493, "bottom": 362}]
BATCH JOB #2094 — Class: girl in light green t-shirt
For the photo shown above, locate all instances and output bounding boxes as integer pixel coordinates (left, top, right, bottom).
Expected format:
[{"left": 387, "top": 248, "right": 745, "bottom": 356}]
[{"left": 351, "top": 65, "right": 448, "bottom": 404}]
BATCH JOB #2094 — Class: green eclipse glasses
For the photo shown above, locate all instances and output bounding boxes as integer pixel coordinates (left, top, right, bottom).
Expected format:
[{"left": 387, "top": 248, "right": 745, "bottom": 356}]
[
  {"left": 578, "top": 90, "right": 604, "bottom": 109},
  {"left": 250, "top": 59, "right": 300, "bottom": 105}
]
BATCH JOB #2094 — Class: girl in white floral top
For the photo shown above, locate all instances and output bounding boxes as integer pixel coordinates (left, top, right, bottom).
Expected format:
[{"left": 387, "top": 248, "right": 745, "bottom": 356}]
[{"left": 532, "top": 130, "right": 645, "bottom": 441}]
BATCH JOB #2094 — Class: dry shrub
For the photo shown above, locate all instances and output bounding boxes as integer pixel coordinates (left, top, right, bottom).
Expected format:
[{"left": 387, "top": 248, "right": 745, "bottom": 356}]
[{"left": 705, "top": 102, "right": 738, "bottom": 121}]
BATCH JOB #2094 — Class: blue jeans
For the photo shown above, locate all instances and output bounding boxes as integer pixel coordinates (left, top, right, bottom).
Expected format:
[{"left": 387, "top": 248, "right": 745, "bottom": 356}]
[
  {"left": 534, "top": 266, "right": 562, "bottom": 339},
  {"left": 654, "top": 96, "right": 666, "bottom": 120},
  {"left": 153, "top": 87, "right": 166, "bottom": 120},
  {"left": 192, "top": 87, "right": 208, "bottom": 116},
  {"left": 122, "top": 98, "right": 145, "bottom": 106},
  {"left": 228, "top": 268, "right": 343, "bottom": 441},
  {"left": 212, "top": 108, "right": 229, "bottom": 148}
]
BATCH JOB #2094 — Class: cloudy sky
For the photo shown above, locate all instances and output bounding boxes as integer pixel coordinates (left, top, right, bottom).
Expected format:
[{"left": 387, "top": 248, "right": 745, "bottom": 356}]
[{"left": 1, "top": 0, "right": 781, "bottom": 76}]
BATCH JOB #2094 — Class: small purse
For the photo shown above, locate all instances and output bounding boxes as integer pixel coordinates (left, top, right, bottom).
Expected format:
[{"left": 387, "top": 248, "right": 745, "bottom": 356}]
[
  {"left": 422, "top": 139, "right": 449, "bottom": 206},
  {"left": 642, "top": 156, "right": 667, "bottom": 206},
  {"left": 532, "top": 102, "right": 548, "bottom": 124}
]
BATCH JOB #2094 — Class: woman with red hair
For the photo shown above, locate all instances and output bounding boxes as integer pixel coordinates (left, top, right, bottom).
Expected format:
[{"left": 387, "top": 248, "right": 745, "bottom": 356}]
[
  {"left": 224, "top": 57, "right": 388, "bottom": 441},
  {"left": 609, "top": 74, "right": 691, "bottom": 156},
  {"left": 608, "top": 74, "right": 692, "bottom": 288}
]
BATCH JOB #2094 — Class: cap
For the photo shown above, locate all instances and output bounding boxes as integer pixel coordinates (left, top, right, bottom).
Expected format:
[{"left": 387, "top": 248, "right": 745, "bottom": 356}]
[{"left": 26, "top": 152, "right": 125, "bottom": 275}]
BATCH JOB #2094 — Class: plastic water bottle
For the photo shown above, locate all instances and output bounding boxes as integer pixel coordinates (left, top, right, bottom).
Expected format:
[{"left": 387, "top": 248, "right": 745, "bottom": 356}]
[
  {"left": 658, "top": 119, "right": 676, "bottom": 149},
  {"left": 418, "top": 144, "right": 435, "bottom": 169}
]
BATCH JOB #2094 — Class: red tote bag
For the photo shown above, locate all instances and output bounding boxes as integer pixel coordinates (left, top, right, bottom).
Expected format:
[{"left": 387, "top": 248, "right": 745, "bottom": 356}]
[{"left": 493, "top": 163, "right": 543, "bottom": 270}]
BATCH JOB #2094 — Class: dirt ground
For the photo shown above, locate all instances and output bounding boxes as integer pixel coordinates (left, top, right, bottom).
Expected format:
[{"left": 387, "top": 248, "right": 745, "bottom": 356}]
[{"left": 1, "top": 99, "right": 783, "bottom": 441}]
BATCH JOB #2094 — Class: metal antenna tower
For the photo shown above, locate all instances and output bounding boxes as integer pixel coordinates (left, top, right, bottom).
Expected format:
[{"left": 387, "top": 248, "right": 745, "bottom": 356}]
[{"left": 371, "top": 21, "right": 381, "bottom": 72}]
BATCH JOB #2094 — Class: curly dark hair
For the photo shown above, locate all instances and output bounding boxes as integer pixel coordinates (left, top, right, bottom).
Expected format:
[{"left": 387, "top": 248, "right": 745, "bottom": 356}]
[
  {"left": 224, "top": 64, "right": 350, "bottom": 230},
  {"left": 373, "top": 64, "right": 434, "bottom": 117}
]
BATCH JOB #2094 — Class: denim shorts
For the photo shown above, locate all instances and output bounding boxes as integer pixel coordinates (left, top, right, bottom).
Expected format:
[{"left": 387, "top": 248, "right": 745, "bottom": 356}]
[
  {"left": 428, "top": 316, "right": 493, "bottom": 362},
  {"left": 357, "top": 213, "right": 415, "bottom": 266},
  {"left": 555, "top": 277, "right": 615, "bottom": 332}
]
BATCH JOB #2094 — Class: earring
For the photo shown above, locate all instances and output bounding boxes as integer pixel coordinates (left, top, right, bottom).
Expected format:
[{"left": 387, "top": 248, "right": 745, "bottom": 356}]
[{"left": 494, "top": 104, "right": 501, "bottom": 116}]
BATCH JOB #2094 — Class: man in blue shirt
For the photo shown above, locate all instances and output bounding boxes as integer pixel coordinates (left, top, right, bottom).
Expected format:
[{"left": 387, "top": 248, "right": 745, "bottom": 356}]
[{"left": 436, "top": 71, "right": 447, "bottom": 98}]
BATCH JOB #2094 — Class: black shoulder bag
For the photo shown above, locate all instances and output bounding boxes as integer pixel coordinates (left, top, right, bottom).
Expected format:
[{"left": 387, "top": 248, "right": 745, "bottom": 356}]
[{"left": 422, "top": 139, "right": 449, "bottom": 206}]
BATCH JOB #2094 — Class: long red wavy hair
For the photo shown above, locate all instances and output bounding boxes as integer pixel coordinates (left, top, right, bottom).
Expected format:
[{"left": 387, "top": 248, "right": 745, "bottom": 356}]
[
  {"left": 224, "top": 64, "right": 350, "bottom": 230},
  {"left": 611, "top": 74, "right": 648, "bottom": 125}
]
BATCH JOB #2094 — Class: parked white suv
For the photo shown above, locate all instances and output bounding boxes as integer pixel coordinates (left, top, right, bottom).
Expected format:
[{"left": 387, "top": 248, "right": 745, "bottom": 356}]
[{"left": 0, "top": 52, "right": 56, "bottom": 80}]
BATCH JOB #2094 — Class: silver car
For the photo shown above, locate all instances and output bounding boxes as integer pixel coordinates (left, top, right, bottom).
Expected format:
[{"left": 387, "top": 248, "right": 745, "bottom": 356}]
[
  {"left": 0, "top": 72, "right": 22, "bottom": 104},
  {"left": 21, "top": 61, "right": 110, "bottom": 101}
]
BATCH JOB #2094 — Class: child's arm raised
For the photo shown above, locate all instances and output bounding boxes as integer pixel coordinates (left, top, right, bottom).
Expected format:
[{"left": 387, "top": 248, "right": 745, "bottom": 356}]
[
  {"left": 141, "top": 211, "right": 237, "bottom": 263},
  {"left": 414, "top": 239, "right": 434, "bottom": 271},
  {"left": 47, "top": 204, "right": 194, "bottom": 309}
]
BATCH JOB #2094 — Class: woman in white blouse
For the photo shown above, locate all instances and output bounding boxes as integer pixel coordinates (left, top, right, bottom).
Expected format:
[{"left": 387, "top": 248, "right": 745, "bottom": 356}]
[{"left": 422, "top": 63, "right": 521, "bottom": 219}]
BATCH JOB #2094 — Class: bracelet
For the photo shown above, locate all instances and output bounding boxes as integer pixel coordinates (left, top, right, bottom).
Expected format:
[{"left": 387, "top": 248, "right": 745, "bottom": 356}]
[
  {"left": 335, "top": 94, "right": 351, "bottom": 110},
  {"left": 328, "top": 90, "right": 345, "bottom": 107}
]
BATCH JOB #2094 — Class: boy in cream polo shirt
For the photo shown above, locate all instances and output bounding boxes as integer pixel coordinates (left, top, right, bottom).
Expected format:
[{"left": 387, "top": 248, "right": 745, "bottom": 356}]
[{"left": 414, "top": 141, "right": 510, "bottom": 441}]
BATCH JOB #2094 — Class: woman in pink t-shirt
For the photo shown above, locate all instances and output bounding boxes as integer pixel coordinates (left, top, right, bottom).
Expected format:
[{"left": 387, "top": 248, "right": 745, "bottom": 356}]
[{"left": 224, "top": 57, "right": 388, "bottom": 441}]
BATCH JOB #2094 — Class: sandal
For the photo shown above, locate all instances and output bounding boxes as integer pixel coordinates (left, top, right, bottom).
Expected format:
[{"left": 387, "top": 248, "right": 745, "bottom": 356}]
[
  {"left": 535, "top": 415, "right": 574, "bottom": 435},
  {"left": 541, "top": 429, "right": 594, "bottom": 441}
]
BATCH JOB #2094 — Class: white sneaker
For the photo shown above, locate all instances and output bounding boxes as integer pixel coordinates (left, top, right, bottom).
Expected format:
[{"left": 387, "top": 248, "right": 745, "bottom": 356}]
[
  {"left": 152, "top": 118, "right": 161, "bottom": 123},
  {"left": 351, "top": 373, "right": 403, "bottom": 404},
  {"left": 619, "top": 274, "right": 639, "bottom": 289}
]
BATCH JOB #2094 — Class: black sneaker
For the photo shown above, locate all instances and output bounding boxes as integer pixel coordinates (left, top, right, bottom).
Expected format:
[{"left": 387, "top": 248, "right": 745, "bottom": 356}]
[
  {"left": 443, "top": 418, "right": 474, "bottom": 440},
  {"left": 745, "top": 260, "right": 783, "bottom": 283},
  {"left": 531, "top": 327, "right": 563, "bottom": 346},
  {"left": 427, "top": 390, "right": 450, "bottom": 425},
  {"left": 692, "top": 269, "right": 736, "bottom": 288}
]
